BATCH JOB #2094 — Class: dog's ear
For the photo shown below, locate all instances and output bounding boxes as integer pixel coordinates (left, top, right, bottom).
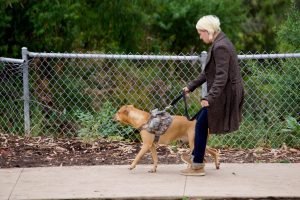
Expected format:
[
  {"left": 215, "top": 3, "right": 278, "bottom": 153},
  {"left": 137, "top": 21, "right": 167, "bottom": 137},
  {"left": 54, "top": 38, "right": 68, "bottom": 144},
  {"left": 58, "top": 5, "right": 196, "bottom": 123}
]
[
  {"left": 127, "top": 105, "right": 134, "bottom": 108},
  {"left": 123, "top": 109, "right": 129, "bottom": 115},
  {"left": 119, "top": 106, "right": 130, "bottom": 116}
]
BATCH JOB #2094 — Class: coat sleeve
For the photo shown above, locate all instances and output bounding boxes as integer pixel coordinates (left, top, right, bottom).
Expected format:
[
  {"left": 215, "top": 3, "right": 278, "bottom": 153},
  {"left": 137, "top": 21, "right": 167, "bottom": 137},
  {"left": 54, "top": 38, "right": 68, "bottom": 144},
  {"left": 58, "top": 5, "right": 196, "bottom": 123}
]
[
  {"left": 203, "top": 45, "right": 230, "bottom": 104},
  {"left": 187, "top": 71, "right": 206, "bottom": 92}
]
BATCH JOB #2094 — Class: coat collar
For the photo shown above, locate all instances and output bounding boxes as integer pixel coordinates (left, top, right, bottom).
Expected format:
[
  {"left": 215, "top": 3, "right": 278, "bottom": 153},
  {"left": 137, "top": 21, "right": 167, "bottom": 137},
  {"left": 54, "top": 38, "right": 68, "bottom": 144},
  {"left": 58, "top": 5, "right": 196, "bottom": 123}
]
[
  {"left": 213, "top": 31, "right": 226, "bottom": 44},
  {"left": 204, "top": 31, "right": 226, "bottom": 67}
]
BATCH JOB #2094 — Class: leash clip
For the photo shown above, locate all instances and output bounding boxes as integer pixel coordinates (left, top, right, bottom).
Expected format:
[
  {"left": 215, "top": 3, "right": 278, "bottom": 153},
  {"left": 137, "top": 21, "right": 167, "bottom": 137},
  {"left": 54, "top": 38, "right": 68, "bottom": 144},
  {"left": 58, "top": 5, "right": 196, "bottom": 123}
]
[{"left": 164, "top": 105, "right": 173, "bottom": 110}]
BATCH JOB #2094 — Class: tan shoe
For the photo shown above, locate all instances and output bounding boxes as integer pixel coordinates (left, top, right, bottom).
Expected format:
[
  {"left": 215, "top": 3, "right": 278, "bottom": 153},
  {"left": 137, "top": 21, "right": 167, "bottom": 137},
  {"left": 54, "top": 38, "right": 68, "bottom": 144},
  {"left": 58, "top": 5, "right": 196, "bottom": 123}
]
[
  {"left": 180, "top": 152, "right": 192, "bottom": 165},
  {"left": 180, "top": 165, "right": 205, "bottom": 176}
]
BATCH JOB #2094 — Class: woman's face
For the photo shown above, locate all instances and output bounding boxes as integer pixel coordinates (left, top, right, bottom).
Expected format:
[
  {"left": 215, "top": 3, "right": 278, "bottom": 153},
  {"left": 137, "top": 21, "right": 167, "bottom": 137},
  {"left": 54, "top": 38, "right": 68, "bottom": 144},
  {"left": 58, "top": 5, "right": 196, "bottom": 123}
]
[{"left": 197, "top": 29, "right": 210, "bottom": 44}]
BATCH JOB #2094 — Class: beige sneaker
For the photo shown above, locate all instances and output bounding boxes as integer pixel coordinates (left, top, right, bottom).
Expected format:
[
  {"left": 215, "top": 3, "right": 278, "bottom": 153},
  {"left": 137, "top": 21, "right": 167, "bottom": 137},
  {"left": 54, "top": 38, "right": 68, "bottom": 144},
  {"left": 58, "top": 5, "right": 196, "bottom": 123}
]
[
  {"left": 181, "top": 152, "right": 192, "bottom": 165},
  {"left": 180, "top": 166, "right": 205, "bottom": 176}
]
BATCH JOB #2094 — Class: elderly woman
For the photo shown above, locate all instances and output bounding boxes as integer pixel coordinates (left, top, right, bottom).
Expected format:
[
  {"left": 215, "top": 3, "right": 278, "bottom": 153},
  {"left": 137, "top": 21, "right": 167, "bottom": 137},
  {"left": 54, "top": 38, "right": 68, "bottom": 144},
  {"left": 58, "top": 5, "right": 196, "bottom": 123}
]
[{"left": 181, "top": 15, "right": 244, "bottom": 176}]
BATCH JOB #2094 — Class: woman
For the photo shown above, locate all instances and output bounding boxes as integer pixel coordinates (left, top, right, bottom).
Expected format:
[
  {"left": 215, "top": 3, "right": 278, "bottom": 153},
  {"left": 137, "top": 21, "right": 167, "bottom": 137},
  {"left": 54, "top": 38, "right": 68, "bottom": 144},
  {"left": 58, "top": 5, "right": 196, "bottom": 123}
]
[{"left": 180, "top": 15, "right": 244, "bottom": 176}]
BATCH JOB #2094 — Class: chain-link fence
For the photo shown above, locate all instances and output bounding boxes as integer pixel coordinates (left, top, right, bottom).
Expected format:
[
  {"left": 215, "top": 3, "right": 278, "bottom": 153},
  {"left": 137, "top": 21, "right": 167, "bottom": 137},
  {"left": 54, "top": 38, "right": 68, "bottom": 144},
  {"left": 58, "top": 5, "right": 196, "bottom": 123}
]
[
  {"left": 1, "top": 48, "right": 300, "bottom": 148},
  {"left": 0, "top": 57, "right": 25, "bottom": 134}
]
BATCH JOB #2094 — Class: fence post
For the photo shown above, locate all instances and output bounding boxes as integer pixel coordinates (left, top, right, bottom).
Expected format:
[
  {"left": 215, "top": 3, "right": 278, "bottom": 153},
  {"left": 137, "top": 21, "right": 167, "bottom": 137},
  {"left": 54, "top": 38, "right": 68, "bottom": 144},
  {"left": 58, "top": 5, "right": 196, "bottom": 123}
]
[
  {"left": 200, "top": 51, "right": 207, "bottom": 97},
  {"left": 22, "top": 47, "right": 30, "bottom": 135}
]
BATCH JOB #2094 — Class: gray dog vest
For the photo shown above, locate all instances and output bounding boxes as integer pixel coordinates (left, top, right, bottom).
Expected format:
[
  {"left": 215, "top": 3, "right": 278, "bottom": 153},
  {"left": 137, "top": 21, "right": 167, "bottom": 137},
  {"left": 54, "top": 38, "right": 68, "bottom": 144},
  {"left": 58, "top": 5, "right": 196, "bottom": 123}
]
[{"left": 141, "top": 109, "right": 173, "bottom": 142}]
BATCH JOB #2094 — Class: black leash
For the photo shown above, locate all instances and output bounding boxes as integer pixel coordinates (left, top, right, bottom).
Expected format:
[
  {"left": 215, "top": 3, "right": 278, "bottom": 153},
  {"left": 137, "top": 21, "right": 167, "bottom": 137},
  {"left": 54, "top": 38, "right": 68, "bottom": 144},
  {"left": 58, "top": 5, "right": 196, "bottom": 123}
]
[
  {"left": 168, "top": 93, "right": 184, "bottom": 108},
  {"left": 182, "top": 91, "right": 202, "bottom": 121},
  {"left": 165, "top": 91, "right": 201, "bottom": 121}
]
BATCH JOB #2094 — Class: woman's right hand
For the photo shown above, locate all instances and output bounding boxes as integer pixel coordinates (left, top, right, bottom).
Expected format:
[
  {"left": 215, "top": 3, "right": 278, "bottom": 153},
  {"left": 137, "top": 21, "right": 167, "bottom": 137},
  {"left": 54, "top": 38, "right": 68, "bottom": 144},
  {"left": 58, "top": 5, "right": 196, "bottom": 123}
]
[{"left": 182, "top": 87, "right": 190, "bottom": 95}]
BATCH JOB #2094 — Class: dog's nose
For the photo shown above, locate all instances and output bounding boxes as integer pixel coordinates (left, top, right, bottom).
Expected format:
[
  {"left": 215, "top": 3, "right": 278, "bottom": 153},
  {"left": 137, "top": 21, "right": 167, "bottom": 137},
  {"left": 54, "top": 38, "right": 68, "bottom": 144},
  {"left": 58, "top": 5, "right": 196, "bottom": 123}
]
[{"left": 112, "top": 114, "right": 119, "bottom": 122}]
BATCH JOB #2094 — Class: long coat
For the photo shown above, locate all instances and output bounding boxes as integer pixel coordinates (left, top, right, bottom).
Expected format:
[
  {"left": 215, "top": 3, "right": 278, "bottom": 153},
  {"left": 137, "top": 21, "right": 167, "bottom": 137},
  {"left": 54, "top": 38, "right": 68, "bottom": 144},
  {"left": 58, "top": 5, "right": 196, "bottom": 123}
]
[{"left": 187, "top": 32, "right": 244, "bottom": 134}]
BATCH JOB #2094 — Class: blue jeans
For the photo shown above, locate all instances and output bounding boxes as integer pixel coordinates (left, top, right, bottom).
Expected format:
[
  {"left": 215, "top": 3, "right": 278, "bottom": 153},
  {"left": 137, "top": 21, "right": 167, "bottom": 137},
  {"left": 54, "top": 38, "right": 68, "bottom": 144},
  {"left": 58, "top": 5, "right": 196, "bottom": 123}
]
[{"left": 192, "top": 107, "right": 208, "bottom": 163}]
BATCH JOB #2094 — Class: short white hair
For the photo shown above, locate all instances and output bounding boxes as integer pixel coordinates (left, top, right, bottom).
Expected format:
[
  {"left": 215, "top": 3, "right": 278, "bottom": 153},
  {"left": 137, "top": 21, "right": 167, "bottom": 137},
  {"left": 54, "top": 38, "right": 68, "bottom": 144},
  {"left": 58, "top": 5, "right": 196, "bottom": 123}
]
[{"left": 196, "top": 15, "right": 221, "bottom": 35}]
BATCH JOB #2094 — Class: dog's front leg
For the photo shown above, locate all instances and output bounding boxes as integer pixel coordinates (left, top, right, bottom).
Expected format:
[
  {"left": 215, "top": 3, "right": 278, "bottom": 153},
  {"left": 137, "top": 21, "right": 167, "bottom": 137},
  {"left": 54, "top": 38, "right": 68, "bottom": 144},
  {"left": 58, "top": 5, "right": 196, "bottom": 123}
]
[
  {"left": 149, "top": 144, "right": 158, "bottom": 173},
  {"left": 129, "top": 143, "right": 151, "bottom": 170}
]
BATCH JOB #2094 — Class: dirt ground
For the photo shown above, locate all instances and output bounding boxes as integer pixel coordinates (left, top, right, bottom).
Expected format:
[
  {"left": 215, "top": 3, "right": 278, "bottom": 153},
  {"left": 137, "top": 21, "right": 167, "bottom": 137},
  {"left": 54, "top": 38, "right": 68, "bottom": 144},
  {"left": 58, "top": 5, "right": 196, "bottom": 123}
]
[{"left": 1, "top": 132, "right": 300, "bottom": 168}]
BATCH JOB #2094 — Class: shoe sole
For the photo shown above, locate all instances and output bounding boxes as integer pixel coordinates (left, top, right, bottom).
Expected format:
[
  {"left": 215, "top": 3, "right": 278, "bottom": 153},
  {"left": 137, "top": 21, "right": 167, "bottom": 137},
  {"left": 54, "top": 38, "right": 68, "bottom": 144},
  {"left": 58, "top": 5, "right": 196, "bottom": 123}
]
[{"left": 180, "top": 172, "right": 205, "bottom": 176}]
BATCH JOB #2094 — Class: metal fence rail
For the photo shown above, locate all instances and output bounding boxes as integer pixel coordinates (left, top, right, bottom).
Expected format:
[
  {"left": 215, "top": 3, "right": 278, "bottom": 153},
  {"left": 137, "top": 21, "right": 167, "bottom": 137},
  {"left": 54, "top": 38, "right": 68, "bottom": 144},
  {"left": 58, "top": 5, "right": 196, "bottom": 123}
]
[{"left": 1, "top": 48, "right": 300, "bottom": 148}]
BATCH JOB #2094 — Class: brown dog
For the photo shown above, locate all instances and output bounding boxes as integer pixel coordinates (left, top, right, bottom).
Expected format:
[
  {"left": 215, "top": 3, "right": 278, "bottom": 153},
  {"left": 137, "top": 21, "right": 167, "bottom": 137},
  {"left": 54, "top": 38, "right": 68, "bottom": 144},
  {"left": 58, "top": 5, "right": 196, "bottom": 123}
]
[{"left": 114, "top": 105, "right": 220, "bottom": 172}]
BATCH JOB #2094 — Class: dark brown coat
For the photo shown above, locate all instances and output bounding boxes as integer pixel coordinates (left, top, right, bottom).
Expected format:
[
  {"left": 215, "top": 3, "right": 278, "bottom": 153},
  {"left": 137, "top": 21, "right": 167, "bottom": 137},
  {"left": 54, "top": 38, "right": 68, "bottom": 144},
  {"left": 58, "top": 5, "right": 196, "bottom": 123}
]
[{"left": 187, "top": 32, "right": 244, "bottom": 134}]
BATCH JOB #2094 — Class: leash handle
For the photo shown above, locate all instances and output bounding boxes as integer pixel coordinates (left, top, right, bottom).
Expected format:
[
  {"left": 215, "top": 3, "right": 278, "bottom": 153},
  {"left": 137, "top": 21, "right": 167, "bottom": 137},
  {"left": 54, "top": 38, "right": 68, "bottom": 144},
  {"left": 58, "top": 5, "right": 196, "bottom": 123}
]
[
  {"left": 169, "top": 93, "right": 184, "bottom": 107},
  {"left": 182, "top": 90, "right": 201, "bottom": 121},
  {"left": 165, "top": 90, "right": 201, "bottom": 121},
  {"left": 165, "top": 93, "right": 184, "bottom": 110}
]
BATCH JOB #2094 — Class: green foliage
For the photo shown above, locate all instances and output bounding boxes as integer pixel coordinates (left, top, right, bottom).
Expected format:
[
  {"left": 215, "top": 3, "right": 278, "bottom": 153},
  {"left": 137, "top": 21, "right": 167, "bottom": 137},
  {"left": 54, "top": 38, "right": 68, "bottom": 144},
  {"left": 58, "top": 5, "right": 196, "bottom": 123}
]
[
  {"left": 241, "top": 0, "right": 290, "bottom": 52},
  {"left": 0, "top": 62, "right": 23, "bottom": 133},
  {"left": 273, "top": 116, "right": 300, "bottom": 148},
  {"left": 1, "top": 0, "right": 295, "bottom": 57},
  {"left": 0, "top": 99, "right": 23, "bottom": 133},
  {"left": 27, "top": 0, "right": 82, "bottom": 52},
  {"left": 0, "top": 4, "right": 11, "bottom": 54},
  {"left": 51, "top": 65, "right": 94, "bottom": 113},
  {"left": 276, "top": 1, "right": 300, "bottom": 52},
  {"left": 149, "top": 0, "right": 247, "bottom": 53},
  {"left": 30, "top": 105, "right": 45, "bottom": 136},
  {"left": 0, "top": 0, "right": 151, "bottom": 56},
  {"left": 281, "top": 116, "right": 300, "bottom": 136},
  {"left": 29, "top": 103, "right": 76, "bottom": 137}
]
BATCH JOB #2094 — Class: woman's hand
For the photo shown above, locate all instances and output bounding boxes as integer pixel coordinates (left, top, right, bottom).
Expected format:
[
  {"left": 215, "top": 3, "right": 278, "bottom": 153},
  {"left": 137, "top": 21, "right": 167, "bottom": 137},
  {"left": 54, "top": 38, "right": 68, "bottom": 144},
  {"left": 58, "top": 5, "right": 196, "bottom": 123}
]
[
  {"left": 183, "top": 87, "right": 190, "bottom": 94},
  {"left": 201, "top": 100, "right": 209, "bottom": 107},
  {"left": 182, "top": 87, "right": 190, "bottom": 97}
]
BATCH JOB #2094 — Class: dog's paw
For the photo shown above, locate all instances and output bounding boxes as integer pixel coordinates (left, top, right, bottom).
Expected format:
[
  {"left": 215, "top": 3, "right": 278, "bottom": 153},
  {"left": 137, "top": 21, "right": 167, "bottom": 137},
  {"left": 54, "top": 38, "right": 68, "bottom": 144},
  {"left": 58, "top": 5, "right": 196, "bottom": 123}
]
[
  {"left": 129, "top": 165, "right": 136, "bottom": 170},
  {"left": 216, "top": 162, "right": 220, "bottom": 170},
  {"left": 148, "top": 169, "right": 157, "bottom": 173}
]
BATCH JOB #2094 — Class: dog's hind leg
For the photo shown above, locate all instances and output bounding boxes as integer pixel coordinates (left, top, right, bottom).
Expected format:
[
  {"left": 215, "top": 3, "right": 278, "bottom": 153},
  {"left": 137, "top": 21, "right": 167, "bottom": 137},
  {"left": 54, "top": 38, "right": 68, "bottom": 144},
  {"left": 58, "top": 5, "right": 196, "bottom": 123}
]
[
  {"left": 206, "top": 147, "right": 220, "bottom": 169},
  {"left": 148, "top": 144, "right": 158, "bottom": 173},
  {"left": 187, "top": 130, "right": 195, "bottom": 155}
]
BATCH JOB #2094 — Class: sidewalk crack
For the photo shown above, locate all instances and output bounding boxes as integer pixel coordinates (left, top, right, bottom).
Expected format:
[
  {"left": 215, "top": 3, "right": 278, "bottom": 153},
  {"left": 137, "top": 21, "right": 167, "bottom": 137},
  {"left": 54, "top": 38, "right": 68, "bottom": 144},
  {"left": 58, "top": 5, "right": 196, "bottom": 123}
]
[
  {"left": 8, "top": 168, "right": 24, "bottom": 200},
  {"left": 183, "top": 176, "right": 187, "bottom": 197}
]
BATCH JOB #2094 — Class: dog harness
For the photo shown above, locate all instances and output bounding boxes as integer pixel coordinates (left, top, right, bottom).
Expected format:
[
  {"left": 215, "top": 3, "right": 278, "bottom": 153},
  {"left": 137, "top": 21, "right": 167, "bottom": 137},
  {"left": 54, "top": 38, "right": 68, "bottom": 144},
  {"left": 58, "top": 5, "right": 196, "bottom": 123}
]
[{"left": 140, "top": 109, "right": 173, "bottom": 143}]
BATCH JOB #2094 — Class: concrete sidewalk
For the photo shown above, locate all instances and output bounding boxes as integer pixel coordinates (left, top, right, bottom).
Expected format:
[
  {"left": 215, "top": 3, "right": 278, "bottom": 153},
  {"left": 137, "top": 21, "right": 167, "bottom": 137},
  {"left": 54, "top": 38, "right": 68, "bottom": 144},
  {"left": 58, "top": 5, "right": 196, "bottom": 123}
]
[{"left": 1, "top": 163, "right": 300, "bottom": 200}]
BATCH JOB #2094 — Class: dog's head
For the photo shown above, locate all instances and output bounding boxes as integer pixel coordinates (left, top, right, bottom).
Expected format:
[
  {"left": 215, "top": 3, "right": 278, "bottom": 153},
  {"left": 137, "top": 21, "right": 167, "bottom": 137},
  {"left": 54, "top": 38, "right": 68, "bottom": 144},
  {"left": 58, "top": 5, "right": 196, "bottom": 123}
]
[
  {"left": 114, "top": 105, "right": 135, "bottom": 125},
  {"left": 114, "top": 105, "right": 150, "bottom": 128}
]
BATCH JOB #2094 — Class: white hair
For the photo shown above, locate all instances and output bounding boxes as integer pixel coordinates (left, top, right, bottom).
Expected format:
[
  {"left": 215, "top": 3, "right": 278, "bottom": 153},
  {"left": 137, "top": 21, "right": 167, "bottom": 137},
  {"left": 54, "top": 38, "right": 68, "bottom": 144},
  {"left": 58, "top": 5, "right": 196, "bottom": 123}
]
[{"left": 196, "top": 15, "right": 221, "bottom": 40}]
